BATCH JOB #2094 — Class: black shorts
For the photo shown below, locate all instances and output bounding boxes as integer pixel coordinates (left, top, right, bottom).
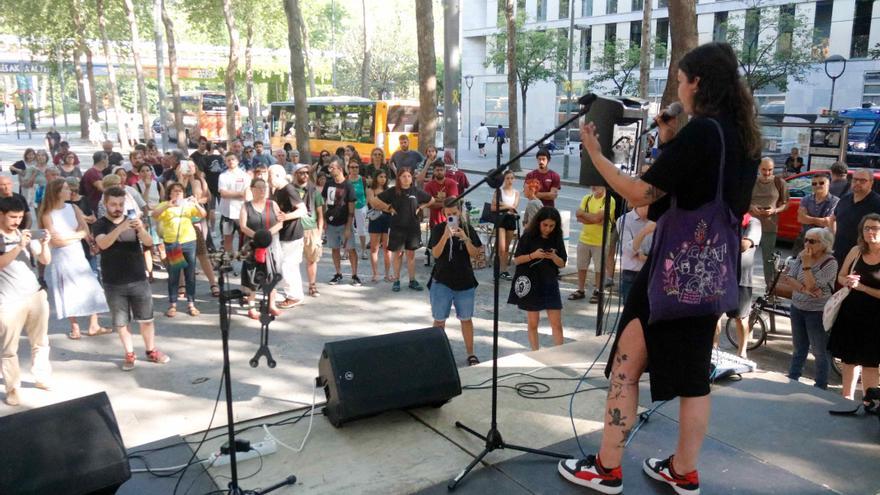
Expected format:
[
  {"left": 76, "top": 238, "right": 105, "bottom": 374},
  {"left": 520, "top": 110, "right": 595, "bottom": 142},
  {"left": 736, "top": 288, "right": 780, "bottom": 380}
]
[
  {"left": 498, "top": 212, "right": 518, "bottom": 231},
  {"left": 478, "top": 143, "right": 486, "bottom": 149},
  {"left": 387, "top": 227, "right": 422, "bottom": 251},
  {"left": 606, "top": 258, "right": 718, "bottom": 401},
  {"left": 105, "top": 280, "right": 154, "bottom": 328}
]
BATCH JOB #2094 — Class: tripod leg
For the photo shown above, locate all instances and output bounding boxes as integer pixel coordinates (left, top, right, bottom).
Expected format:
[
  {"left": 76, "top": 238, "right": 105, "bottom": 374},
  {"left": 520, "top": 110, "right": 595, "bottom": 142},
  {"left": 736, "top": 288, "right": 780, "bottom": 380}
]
[
  {"left": 447, "top": 447, "right": 490, "bottom": 491},
  {"left": 253, "top": 475, "right": 297, "bottom": 494},
  {"left": 454, "top": 421, "right": 488, "bottom": 442}
]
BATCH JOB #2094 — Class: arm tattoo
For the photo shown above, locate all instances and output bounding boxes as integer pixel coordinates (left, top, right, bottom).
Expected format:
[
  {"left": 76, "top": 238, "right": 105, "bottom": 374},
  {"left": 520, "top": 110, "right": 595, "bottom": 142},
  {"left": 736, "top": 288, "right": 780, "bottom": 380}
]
[{"left": 643, "top": 183, "right": 666, "bottom": 203}]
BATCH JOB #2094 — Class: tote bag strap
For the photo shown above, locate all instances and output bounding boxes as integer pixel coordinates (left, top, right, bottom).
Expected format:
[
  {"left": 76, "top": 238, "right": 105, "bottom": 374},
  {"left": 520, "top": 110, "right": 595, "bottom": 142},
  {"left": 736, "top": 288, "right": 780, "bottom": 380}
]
[{"left": 670, "top": 118, "right": 727, "bottom": 209}]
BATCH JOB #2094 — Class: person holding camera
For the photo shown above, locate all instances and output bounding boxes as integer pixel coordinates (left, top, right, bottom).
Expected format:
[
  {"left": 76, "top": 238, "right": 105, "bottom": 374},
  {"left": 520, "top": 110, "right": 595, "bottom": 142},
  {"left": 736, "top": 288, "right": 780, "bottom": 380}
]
[
  {"left": 427, "top": 199, "right": 483, "bottom": 366},
  {"left": 152, "top": 182, "right": 206, "bottom": 318},
  {"left": 94, "top": 187, "right": 169, "bottom": 371},
  {"left": 0, "top": 196, "right": 53, "bottom": 406}
]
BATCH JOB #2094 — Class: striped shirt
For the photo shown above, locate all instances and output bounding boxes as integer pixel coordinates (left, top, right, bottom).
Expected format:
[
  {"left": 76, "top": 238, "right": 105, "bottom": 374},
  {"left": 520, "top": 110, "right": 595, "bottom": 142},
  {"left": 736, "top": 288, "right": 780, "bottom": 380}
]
[{"left": 787, "top": 255, "right": 838, "bottom": 312}]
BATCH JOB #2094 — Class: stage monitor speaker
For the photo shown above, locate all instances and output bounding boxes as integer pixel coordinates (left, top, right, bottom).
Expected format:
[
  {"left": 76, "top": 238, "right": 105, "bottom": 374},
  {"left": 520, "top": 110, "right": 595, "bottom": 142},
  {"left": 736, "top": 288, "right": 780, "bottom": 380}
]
[
  {"left": 579, "top": 95, "right": 625, "bottom": 187},
  {"left": 0, "top": 392, "right": 131, "bottom": 495},
  {"left": 317, "top": 327, "right": 462, "bottom": 427}
]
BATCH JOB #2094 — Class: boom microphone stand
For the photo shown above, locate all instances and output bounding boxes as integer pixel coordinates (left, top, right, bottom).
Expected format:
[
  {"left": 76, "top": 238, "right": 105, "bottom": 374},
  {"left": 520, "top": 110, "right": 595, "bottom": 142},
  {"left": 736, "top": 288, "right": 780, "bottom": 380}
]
[{"left": 447, "top": 95, "right": 597, "bottom": 490}]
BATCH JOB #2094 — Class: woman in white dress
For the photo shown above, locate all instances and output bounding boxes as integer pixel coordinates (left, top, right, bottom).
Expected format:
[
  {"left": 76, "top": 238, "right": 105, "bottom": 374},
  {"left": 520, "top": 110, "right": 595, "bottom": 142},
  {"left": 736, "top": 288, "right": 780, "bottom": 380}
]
[{"left": 38, "top": 179, "right": 110, "bottom": 339}]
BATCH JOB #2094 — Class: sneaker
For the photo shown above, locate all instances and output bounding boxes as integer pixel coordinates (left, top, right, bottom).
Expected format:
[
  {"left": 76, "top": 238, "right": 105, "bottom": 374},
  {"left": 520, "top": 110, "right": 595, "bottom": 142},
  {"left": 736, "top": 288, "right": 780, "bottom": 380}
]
[
  {"left": 643, "top": 456, "right": 700, "bottom": 495},
  {"left": 145, "top": 349, "right": 171, "bottom": 365},
  {"left": 589, "top": 290, "right": 600, "bottom": 304},
  {"left": 467, "top": 355, "right": 480, "bottom": 366},
  {"left": 499, "top": 271, "right": 512, "bottom": 281},
  {"left": 392, "top": 280, "right": 401, "bottom": 292},
  {"left": 329, "top": 273, "right": 344, "bottom": 285},
  {"left": 558, "top": 455, "right": 623, "bottom": 494},
  {"left": 360, "top": 251, "right": 368, "bottom": 260},
  {"left": 408, "top": 280, "right": 423, "bottom": 291},
  {"left": 4, "top": 388, "right": 20, "bottom": 406},
  {"left": 122, "top": 352, "right": 136, "bottom": 371},
  {"left": 351, "top": 275, "right": 363, "bottom": 286}
]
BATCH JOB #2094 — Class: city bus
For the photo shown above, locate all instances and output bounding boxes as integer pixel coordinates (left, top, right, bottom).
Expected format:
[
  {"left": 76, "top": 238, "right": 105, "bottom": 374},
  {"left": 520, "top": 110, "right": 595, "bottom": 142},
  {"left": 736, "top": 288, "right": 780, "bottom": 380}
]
[
  {"left": 165, "top": 91, "right": 242, "bottom": 146},
  {"left": 268, "top": 97, "right": 420, "bottom": 162}
]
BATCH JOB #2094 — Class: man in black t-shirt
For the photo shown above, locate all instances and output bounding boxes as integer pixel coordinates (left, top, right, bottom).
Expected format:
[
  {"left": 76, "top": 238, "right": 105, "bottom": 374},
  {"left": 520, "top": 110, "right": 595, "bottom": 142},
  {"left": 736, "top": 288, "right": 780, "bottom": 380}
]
[
  {"left": 270, "top": 164, "right": 308, "bottom": 307},
  {"left": 322, "top": 158, "right": 359, "bottom": 285},
  {"left": 832, "top": 169, "right": 880, "bottom": 266},
  {"left": 93, "top": 187, "right": 169, "bottom": 371},
  {"left": 102, "top": 140, "right": 125, "bottom": 168},
  {"left": 427, "top": 201, "right": 483, "bottom": 365},
  {"left": 390, "top": 135, "right": 424, "bottom": 171}
]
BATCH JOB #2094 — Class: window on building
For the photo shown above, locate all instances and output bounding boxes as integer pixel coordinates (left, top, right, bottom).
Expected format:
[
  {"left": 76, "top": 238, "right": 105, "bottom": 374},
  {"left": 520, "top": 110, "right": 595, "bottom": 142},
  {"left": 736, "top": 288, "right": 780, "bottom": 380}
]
[
  {"left": 560, "top": 0, "right": 570, "bottom": 19},
  {"left": 743, "top": 8, "right": 760, "bottom": 60},
  {"left": 607, "top": 0, "right": 617, "bottom": 15},
  {"left": 582, "top": 0, "right": 593, "bottom": 17},
  {"left": 863, "top": 72, "right": 880, "bottom": 106},
  {"left": 658, "top": 0, "right": 668, "bottom": 7},
  {"left": 713, "top": 11, "right": 728, "bottom": 42},
  {"left": 851, "top": 0, "right": 873, "bottom": 58},
  {"left": 654, "top": 19, "right": 668, "bottom": 67},
  {"left": 813, "top": 1, "right": 833, "bottom": 58},
  {"left": 537, "top": 0, "right": 548, "bottom": 21},
  {"left": 579, "top": 27, "right": 592, "bottom": 70},
  {"left": 648, "top": 77, "right": 667, "bottom": 104},
  {"left": 632, "top": 0, "right": 643, "bottom": 11},
  {"left": 630, "top": 20, "right": 642, "bottom": 48},
  {"left": 485, "top": 83, "right": 509, "bottom": 126},
  {"left": 777, "top": 4, "right": 796, "bottom": 56}
]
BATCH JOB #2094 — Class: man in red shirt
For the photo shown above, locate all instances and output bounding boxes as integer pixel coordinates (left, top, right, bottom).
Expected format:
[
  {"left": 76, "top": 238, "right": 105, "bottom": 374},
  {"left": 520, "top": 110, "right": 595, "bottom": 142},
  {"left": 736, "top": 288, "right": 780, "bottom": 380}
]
[
  {"left": 82, "top": 151, "right": 109, "bottom": 213},
  {"left": 443, "top": 150, "right": 470, "bottom": 193},
  {"left": 524, "top": 149, "right": 561, "bottom": 207},
  {"left": 52, "top": 141, "right": 79, "bottom": 166},
  {"left": 424, "top": 162, "right": 459, "bottom": 266}
]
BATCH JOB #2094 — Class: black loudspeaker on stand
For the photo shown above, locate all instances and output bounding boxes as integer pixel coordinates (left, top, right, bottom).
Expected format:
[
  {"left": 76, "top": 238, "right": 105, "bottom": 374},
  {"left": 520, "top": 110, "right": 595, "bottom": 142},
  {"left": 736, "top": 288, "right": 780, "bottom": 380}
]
[{"left": 446, "top": 94, "right": 603, "bottom": 491}]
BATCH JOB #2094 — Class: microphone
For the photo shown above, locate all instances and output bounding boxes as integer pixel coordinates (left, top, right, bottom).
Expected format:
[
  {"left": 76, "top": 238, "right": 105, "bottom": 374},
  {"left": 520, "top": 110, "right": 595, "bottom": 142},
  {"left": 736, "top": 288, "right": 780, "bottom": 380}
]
[{"left": 646, "top": 102, "right": 683, "bottom": 131}]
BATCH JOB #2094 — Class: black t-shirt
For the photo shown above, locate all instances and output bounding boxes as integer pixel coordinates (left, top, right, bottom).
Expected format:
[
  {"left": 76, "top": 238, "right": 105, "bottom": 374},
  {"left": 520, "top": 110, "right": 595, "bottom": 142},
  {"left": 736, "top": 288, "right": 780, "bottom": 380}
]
[
  {"left": 190, "top": 150, "right": 209, "bottom": 173},
  {"left": 642, "top": 116, "right": 759, "bottom": 222},
  {"left": 390, "top": 149, "right": 424, "bottom": 170},
  {"left": 378, "top": 186, "right": 432, "bottom": 231},
  {"left": 833, "top": 191, "right": 880, "bottom": 264},
  {"left": 322, "top": 178, "right": 356, "bottom": 226},
  {"left": 513, "top": 233, "right": 567, "bottom": 285},
  {"left": 785, "top": 156, "right": 804, "bottom": 173},
  {"left": 428, "top": 222, "right": 482, "bottom": 290},
  {"left": 274, "top": 183, "right": 305, "bottom": 242},
  {"left": 92, "top": 216, "right": 146, "bottom": 285},
  {"left": 203, "top": 154, "right": 226, "bottom": 194}
]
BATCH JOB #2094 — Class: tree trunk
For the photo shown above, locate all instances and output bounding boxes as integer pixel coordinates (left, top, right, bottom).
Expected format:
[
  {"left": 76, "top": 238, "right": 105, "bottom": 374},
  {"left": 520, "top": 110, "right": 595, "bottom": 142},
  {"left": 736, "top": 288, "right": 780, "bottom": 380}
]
[
  {"left": 96, "top": 0, "right": 130, "bottom": 152},
  {"left": 284, "top": 0, "right": 311, "bottom": 160},
  {"left": 638, "top": 0, "right": 652, "bottom": 99},
  {"left": 246, "top": 24, "right": 256, "bottom": 140},
  {"left": 415, "top": 0, "right": 438, "bottom": 155},
  {"left": 504, "top": 0, "right": 520, "bottom": 170},
  {"left": 221, "top": 0, "right": 240, "bottom": 143},
  {"left": 153, "top": 0, "right": 169, "bottom": 151},
  {"left": 442, "top": 0, "right": 460, "bottom": 156},
  {"left": 161, "top": 0, "right": 186, "bottom": 150},
  {"left": 661, "top": 0, "right": 698, "bottom": 110},
  {"left": 84, "top": 45, "right": 99, "bottom": 122},
  {"left": 520, "top": 86, "right": 528, "bottom": 145},
  {"left": 72, "top": 45, "right": 90, "bottom": 139},
  {"left": 359, "top": 0, "right": 371, "bottom": 98},
  {"left": 123, "top": 0, "right": 153, "bottom": 141},
  {"left": 300, "top": 20, "right": 316, "bottom": 97}
]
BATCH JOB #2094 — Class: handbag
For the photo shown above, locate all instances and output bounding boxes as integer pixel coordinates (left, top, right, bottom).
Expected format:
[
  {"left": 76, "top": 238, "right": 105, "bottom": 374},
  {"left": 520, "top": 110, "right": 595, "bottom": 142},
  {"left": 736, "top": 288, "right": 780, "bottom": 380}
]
[
  {"left": 253, "top": 200, "right": 272, "bottom": 264},
  {"left": 166, "top": 203, "right": 188, "bottom": 270},
  {"left": 823, "top": 257, "right": 856, "bottom": 331},
  {"left": 646, "top": 119, "right": 739, "bottom": 323}
]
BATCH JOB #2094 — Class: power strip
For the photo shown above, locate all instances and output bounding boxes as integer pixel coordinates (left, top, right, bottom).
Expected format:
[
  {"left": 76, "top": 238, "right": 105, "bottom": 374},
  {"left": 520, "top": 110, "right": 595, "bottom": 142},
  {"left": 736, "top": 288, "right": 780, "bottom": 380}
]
[{"left": 210, "top": 438, "right": 278, "bottom": 467}]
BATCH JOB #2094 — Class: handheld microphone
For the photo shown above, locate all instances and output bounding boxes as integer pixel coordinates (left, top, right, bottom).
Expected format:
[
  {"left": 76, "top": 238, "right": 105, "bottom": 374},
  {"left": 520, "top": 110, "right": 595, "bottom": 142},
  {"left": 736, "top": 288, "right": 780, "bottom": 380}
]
[{"left": 646, "top": 102, "right": 683, "bottom": 131}]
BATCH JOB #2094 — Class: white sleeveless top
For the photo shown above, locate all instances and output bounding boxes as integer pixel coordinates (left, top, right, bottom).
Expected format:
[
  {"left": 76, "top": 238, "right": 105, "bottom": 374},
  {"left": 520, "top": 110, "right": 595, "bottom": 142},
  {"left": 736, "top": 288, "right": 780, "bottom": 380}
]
[
  {"left": 500, "top": 188, "right": 517, "bottom": 209},
  {"left": 49, "top": 204, "right": 78, "bottom": 236}
]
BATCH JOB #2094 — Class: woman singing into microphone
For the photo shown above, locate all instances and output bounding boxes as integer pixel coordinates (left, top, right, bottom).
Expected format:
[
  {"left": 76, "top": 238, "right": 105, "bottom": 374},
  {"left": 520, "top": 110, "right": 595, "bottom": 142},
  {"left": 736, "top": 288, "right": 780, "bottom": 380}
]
[{"left": 558, "top": 42, "right": 761, "bottom": 495}]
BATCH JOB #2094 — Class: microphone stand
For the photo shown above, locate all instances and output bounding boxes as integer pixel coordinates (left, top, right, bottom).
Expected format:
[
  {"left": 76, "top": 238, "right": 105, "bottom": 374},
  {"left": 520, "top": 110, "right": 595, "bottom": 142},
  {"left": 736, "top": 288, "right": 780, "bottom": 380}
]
[{"left": 447, "top": 104, "right": 592, "bottom": 491}]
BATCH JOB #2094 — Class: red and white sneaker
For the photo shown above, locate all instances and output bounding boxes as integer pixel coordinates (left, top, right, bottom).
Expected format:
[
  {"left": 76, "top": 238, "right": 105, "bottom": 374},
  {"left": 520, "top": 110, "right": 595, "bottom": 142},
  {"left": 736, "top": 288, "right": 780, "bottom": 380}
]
[
  {"left": 558, "top": 455, "right": 623, "bottom": 494},
  {"left": 643, "top": 456, "right": 700, "bottom": 495}
]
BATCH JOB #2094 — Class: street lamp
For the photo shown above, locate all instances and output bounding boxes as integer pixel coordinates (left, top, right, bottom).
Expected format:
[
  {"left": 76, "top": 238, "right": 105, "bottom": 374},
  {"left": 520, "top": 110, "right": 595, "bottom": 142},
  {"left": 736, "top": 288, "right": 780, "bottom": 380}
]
[
  {"left": 464, "top": 75, "right": 474, "bottom": 151},
  {"left": 824, "top": 54, "right": 847, "bottom": 113}
]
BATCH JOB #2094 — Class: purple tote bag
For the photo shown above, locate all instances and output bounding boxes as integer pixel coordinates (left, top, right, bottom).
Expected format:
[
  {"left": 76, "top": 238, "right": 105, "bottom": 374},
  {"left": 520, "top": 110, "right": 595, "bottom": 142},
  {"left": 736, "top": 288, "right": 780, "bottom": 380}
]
[{"left": 647, "top": 119, "right": 740, "bottom": 324}]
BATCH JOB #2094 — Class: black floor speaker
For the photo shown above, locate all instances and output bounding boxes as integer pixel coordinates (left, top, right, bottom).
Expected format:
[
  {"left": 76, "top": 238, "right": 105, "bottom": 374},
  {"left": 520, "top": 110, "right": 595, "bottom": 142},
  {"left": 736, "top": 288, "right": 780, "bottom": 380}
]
[
  {"left": 317, "top": 327, "right": 462, "bottom": 427},
  {"left": 0, "top": 392, "right": 131, "bottom": 495}
]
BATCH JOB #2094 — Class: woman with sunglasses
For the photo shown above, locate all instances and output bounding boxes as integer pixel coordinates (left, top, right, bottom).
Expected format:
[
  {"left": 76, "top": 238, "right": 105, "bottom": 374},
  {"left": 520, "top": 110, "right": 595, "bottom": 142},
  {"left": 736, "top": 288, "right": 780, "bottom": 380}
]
[{"left": 314, "top": 150, "right": 333, "bottom": 178}]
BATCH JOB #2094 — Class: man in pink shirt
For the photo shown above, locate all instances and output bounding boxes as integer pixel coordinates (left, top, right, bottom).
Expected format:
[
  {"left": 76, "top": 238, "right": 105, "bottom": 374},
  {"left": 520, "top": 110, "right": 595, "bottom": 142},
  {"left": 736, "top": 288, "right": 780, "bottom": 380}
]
[
  {"left": 424, "top": 162, "right": 459, "bottom": 266},
  {"left": 524, "top": 149, "right": 561, "bottom": 207}
]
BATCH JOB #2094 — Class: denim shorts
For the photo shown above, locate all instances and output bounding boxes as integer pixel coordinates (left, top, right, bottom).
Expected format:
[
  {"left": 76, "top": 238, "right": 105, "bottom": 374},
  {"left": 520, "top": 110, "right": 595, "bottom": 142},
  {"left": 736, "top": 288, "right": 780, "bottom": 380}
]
[
  {"left": 429, "top": 282, "right": 475, "bottom": 321},
  {"left": 325, "top": 223, "right": 352, "bottom": 249},
  {"left": 105, "top": 280, "right": 154, "bottom": 328}
]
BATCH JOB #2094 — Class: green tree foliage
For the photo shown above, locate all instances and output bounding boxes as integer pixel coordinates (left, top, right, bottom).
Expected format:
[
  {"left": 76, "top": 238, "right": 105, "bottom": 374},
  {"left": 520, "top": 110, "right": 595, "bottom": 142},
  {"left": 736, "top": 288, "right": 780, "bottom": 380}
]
[{"left": 586, "top": 42, "right": 643, "bottom": 96}]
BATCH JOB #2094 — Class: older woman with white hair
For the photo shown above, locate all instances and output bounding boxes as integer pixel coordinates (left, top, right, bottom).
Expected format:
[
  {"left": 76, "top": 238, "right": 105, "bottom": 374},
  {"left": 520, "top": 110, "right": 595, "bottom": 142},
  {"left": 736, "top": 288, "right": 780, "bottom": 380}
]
[{"left": 782, "top": 226, "right": 837, "bottom": 389}]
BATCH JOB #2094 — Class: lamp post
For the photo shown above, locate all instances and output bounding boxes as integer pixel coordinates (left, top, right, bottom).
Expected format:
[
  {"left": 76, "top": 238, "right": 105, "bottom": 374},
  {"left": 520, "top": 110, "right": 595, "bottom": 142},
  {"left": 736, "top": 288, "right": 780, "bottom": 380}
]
[
  {"left": 464, "top": 74, "right": 473, "bottom": 151},
  {"left": 824, "top": 54, "right": 847, "bottom": 113}
]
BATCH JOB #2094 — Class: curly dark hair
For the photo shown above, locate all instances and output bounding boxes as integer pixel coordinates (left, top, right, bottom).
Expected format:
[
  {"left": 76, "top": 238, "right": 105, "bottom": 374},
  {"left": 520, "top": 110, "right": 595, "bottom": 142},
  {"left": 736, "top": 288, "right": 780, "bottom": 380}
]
[{"left": 678, "top": 42, "right": 762, "bottom": 159}]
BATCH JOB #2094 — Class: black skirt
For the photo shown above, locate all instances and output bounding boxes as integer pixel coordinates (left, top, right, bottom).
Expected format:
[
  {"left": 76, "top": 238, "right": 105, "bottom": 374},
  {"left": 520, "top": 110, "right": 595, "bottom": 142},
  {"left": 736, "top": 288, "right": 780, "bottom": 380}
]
[{"left": 605, "top": 259, "right": 719, "bottom": 402}]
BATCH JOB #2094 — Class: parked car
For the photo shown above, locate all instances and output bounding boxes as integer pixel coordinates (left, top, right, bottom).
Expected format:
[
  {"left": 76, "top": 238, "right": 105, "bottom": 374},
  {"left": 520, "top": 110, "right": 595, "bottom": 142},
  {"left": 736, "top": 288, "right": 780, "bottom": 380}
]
[{"left": 776, "top": 169, "right": 880, "bottom": 241}]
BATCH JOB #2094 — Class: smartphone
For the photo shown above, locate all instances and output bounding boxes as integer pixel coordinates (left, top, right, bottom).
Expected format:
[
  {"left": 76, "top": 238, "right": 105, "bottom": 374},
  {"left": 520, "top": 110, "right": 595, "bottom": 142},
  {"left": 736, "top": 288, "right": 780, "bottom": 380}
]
[
  {"left": 126, "top": 209, "right": 137, "bottom": 220},
  {"left": 29, "top": 229, "right": 47, "bottom": 241},
  {"left": 447, "top": 215, "right": 459, "bottom": 230}
]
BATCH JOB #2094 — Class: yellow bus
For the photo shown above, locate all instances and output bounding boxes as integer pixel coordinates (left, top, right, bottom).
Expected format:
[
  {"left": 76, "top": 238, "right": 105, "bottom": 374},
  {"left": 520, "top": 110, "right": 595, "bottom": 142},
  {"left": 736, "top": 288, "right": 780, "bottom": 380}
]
[
  {"left": 165, "top": 91, "right": 242, "bottom": 146},
  {"left": 269, "top": 97, "right": 420, "bottom": 162}
]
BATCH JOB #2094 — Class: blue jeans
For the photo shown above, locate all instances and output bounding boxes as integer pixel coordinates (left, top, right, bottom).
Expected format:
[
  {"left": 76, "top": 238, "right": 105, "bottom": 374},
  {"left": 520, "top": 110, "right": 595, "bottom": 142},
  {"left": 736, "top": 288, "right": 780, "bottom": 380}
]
[
  {"left": 788, "top": 306, "right": 830, "bottom": 389},
  {"left": 620, "top": 270, "right": 639, "bottom": 305},
  {"left": 167, "top": 241, "right": 197, "bottom": 304}
]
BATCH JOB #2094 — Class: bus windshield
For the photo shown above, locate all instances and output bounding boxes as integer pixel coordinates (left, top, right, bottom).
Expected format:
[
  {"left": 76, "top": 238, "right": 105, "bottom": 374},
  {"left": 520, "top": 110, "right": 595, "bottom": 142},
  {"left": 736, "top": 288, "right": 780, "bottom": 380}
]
[{"left": 202, "top": 94, "right": 227, "bottom": 112}]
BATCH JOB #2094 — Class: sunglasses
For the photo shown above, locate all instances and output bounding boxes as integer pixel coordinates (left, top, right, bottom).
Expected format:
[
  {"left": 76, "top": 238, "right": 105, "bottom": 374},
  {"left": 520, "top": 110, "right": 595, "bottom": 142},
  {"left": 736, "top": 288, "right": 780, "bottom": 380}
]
[
  {"left": 864, "top": 226, "right": 880, "bottom": 232},
  {"left": 804, "top": 238, "right": 820, "bottom": 244},
  {"left": 811, "top": 182, "right": 827, "bottom": 186},
  {"left": 854, "top": 178, "right": 870, "bottom": 184},
  {"left": 348, "top": 165, "right": 359, "bottom": 169}
]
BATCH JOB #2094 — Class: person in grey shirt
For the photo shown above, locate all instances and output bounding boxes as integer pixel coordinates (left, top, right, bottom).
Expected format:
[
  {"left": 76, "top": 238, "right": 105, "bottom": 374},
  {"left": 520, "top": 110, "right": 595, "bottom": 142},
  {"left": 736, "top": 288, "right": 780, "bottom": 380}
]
[
  {"left": 0, "top": 195, "right": 53, "bottom": 405},
  {"left": 390, "top": 135, "right": 423, "bottom": 171},
  {"left": 726, "top": 214, "right": 762, "bottom": 358}
]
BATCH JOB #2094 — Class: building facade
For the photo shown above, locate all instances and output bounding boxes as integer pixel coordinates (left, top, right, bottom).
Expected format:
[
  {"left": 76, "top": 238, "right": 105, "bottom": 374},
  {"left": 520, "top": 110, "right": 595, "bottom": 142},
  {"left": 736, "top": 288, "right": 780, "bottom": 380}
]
[{"left": 461, "top": 0, "right": 880, "bottom": 145}]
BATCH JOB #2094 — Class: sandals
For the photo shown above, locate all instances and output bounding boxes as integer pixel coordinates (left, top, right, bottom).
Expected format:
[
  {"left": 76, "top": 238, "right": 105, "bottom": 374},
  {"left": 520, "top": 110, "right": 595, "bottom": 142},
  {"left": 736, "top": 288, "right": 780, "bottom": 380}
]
[
  {"left": 86, "top": 327, "right": 113, "bottom": 337},
  {"left": 178, "top": 286, "right": 186, "bottom": 298},
  {"left": 308, "top": 284, "right": 320, "bottom": 297},
  {"left": 247, "top": 308, "right": 260, "bottom": 320},
  {"left": 568, "top": 289, "right": 586, "bottom": 301},
  {"left": 187, "top": 305, "right": 200, "bottom": 317},
  {"left": 165, "top": 306, "right": 177, "bottom": 318},
  {"left": 67, "top": 329, "right": 82, "bottom": 340},
  {"left": 210, "top": 285, "right": 220, "bottom": 297},
  {"left": 467, "top": 355, "right": 480, "bottom": 366},
  {"left": 384, "top": 275, "right": 394, "bottom": 283}
]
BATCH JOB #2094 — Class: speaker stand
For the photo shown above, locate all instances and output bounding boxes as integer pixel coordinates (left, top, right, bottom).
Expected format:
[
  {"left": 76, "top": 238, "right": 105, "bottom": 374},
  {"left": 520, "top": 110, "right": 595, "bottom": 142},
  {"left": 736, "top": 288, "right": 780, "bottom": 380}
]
[{"left": 447, "top": 107, "right": 591, "bottom": 491}]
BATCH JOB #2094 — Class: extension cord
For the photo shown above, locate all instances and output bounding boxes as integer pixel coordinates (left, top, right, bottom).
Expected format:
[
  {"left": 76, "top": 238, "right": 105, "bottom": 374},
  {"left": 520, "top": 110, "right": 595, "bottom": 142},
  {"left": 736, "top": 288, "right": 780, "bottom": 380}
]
[{"left": 210, "top": 438, "right": 278, "bottom": 467}]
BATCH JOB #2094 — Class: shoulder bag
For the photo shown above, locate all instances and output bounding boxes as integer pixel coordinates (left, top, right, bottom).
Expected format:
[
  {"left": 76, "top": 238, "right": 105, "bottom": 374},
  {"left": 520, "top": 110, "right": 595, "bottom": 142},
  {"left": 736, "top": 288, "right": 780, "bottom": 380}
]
[
  {"left": 823, "top": 255, "right": 856, "bottom": 332},
  {"left": 646, "top": 118, "right": 740, "bottom": 323}
]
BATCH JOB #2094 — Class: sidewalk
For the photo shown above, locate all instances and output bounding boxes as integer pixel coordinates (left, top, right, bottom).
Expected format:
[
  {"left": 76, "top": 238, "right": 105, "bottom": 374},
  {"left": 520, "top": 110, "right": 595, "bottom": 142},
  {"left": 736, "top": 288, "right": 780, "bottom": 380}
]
[{"left": 456, "top": 144, "right": 585, "bottom": 187}]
